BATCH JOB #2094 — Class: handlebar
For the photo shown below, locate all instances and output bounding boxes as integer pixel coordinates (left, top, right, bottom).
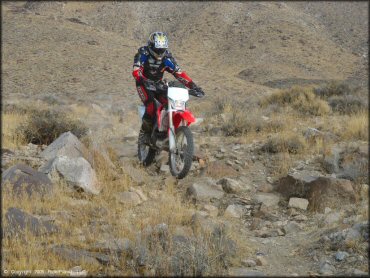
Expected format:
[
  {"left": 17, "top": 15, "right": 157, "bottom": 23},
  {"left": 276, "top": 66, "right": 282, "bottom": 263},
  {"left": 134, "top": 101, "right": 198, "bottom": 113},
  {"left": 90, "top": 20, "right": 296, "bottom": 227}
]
[{"left": 144, "top": 79, "right": 204, "bottom": 97}]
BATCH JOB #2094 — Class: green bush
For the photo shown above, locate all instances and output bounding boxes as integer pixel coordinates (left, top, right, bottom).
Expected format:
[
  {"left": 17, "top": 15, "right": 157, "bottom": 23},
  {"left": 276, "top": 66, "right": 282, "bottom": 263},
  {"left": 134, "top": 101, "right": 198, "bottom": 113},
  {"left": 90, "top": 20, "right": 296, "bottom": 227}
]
[{"left": 17, "top": 109, "right": 88, "bottom": 145}]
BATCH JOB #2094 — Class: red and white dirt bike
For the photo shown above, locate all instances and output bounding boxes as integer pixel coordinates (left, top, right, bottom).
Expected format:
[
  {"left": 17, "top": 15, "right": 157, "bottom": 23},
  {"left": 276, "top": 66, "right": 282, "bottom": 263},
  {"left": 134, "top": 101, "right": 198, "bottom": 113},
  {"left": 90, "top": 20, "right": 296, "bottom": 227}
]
[{"left": 137, "top": 80, "right": 204, "bottom": 179}]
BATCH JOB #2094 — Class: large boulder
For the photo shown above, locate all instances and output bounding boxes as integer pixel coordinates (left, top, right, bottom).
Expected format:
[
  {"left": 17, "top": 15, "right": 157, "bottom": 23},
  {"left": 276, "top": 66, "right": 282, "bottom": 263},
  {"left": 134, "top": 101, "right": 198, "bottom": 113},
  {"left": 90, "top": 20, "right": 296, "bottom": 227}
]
[
  {"left": 276, "top": 171, "right": 356, "bottom": 212},
  {"left": 39, "top": 155, "right": 100, "bottom": 195},
  {"left": 187, "top": 178, "right": 224, "bottom": 202},
  {"left": 40, "top": 131, "right": 90, "bottom": 162},
  {"left": 308, "top": 177, "right": 356, "bottom": 212},
  {"left": 274, "top": 170, "right": 322, "bottom": 198},
  {"left": 2, "top": 164, "right": 53, "bottom": 197},
  {"left": 4, "top": 207, "right": 58, "bottom": 237}
]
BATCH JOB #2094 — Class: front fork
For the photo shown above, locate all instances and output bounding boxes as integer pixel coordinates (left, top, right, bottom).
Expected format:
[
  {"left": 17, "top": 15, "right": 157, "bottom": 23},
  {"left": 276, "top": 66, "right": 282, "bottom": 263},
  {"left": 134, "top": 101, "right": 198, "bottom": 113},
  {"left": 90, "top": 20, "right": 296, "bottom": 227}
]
[{"left": 168, "top": 109, "right": 176, "bottom": 152}]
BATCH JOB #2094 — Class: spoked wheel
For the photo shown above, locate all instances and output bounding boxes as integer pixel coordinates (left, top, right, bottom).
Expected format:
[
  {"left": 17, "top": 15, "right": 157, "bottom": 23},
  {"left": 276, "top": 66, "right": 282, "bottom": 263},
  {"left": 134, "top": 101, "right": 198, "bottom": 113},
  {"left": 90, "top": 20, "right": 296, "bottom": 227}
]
[
  {"left": 138, "top": 129, "right": 156, "bottom": 166},
  {"left": 169, "top": 126, "right": 194, "bottom": 179}
]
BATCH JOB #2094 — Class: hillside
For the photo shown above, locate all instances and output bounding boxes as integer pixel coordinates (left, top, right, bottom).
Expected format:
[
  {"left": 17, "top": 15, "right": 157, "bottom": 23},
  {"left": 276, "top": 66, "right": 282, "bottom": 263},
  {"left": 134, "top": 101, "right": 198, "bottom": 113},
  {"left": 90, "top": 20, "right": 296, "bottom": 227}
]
[{"left": 2, "top": 1, "right": 369, "bottom": 276}]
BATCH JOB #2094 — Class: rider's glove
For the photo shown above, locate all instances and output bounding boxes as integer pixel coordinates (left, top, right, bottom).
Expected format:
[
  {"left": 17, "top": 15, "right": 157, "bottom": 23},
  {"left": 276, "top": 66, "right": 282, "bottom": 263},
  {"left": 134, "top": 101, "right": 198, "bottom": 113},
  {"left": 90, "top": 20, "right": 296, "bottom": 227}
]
[
  {"left": 194, "top": 87, "right": 205, "bottom": 98},
  {"left": 189, "top": 87, "right": 205, "bottom": 98}
]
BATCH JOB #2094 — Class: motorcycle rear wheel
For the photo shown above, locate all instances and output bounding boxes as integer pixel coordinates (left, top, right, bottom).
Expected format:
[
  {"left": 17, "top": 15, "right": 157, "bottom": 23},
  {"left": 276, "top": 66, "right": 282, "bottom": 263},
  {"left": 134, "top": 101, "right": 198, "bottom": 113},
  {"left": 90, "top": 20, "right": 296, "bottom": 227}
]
[{"left": 169, "top": 126, "right": 194, "bottom": 179}]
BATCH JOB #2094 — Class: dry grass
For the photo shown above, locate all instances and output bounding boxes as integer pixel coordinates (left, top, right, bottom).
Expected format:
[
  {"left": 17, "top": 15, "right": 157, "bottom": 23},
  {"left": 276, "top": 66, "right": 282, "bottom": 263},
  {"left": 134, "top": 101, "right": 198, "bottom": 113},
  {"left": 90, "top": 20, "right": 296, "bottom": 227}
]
[
  {"left": 17, "top": 109, "right": 87, "bottom": 145},
  {"left": 2, "top": 129, "right": 243, "bottom": 275},
  {"left": 341, "top": 110, "right": 368, "bottom": 141},
  {"left": 261, "top": 86, "right": 331, "bottom": 116},
  {"left": 2, "top": 112, "right": 27, "bottom": 149},
  {"left": 262, "top": 131, "right": 307, "bottom": 154}
]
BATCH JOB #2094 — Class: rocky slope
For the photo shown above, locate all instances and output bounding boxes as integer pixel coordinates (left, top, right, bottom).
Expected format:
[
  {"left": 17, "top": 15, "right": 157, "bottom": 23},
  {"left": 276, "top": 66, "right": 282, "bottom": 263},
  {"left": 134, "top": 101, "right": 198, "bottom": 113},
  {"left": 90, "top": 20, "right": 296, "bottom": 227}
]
[{"left": 2, "top": 1, "right": 368, "bottom": 276}]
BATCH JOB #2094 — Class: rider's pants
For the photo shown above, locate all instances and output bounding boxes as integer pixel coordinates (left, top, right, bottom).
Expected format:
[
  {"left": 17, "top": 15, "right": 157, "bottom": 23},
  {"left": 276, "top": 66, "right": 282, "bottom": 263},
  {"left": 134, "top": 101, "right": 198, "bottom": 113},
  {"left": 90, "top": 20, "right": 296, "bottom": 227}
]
[{"left": 136, "top": 81, "right": 168, "bottom": 120}]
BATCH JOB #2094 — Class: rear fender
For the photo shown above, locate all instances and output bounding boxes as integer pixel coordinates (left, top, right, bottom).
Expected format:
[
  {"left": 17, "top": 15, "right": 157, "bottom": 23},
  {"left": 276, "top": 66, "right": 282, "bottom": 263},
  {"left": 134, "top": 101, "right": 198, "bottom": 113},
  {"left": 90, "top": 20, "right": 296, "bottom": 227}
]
[{"left": 173, "top": 110, "right": 195, "bottom": 129}]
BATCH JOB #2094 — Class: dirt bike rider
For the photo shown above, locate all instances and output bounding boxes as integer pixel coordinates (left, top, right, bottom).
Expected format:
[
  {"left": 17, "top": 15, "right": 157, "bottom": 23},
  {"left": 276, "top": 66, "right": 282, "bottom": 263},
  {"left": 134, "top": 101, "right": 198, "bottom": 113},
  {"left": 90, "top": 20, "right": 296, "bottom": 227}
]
[{"left": 132, "top": 31, "right": 205, "bottom": 137}]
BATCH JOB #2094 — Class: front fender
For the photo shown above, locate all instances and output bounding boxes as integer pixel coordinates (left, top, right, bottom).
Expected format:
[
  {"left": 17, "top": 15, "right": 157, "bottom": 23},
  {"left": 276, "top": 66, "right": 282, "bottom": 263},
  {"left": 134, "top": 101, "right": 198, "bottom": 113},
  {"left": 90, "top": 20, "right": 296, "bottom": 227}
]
[{"left": 173, "top": 110, "right": 196, "bottom": 129}]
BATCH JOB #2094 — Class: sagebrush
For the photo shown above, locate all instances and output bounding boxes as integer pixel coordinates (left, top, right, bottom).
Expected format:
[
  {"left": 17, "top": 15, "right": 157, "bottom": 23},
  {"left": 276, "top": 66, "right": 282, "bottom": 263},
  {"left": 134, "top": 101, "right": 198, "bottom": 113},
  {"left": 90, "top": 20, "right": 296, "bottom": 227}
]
[{"left": 17, "top": 109, "right": 88, "bottom": 145}]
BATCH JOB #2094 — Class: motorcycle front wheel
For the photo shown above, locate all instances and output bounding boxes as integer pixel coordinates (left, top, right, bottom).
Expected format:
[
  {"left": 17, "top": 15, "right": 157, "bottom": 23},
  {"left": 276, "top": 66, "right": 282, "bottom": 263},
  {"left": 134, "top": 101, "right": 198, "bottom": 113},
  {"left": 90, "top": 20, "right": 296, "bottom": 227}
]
[
  {"left": 169, "top": 126, "right": 194, "bottom": 179},
  {"left": 138, "top": 129, "right": 156, "bottom": 166}
]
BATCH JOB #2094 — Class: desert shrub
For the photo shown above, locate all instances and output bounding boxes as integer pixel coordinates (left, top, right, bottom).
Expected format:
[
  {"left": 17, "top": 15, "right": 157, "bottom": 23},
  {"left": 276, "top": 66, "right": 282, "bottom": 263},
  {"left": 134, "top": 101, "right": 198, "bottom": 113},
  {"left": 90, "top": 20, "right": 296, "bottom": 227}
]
[
  {"left": 262, "top": 132, "right": 306, "bottom": 154},
  {"left": 313, "top": 81, "right": 359, "bottom": 98},
  {"left": 211, "top": 96, "right": 234, "bottom": 115},
  {"left": 328, "top": 95, "right": 366, "bottom": 114},
  {"left": 17, "top": 109, "right": 88, "bottom": 145},
  {"left": 221, "top": 111, "right": 258, "bottom": 136},
  {"left": 129, "top": 223, "right": 235, "bottom": 276},
  {"left": 261, "top": 86, "right": 331, "bottom": 116}
]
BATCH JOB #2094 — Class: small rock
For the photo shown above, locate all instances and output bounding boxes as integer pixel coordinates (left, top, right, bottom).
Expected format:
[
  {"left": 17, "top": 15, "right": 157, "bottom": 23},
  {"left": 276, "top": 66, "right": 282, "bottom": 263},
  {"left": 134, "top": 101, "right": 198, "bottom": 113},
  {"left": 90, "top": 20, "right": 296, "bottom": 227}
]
[
  {"left": 256, "top": 255, "right": 267, "bottom": 266},
  {"left": 324, "top": 212, "right": 341, "bottom": 225},
  {"left": 292, "top": 214, "right": 308, "bottom": 222},
  {"left": 241, "top": 259, "right": 257, "bottom": 267},
  {"left": 257, "top": 183, "right": 273, "bottom": 193},
  {"left": 345, "top": 227, "right": 362, "bottom": 241},
  {"left": 224, "top": 204, "right": 244, "bottom": 218},
  {"left": 129, "top": 187, "right": 147, "bottom": 202},
  {"left": 218, "top": 178, "right": 243, "bottom": 194},
  {"left": 353, "top": 269, "right": 368, "bottom": 275},
  {"left": 116, "top": 191, "right": 142, "bottom": 206},
  {"left": 215, "top": 153, "right": 224, "bottom": 159},
  {"left": 202, "top": 204, "right": 219, "bottom": 217},
  {"left": 319, "top": 262, "right": 336, "bottom": 275},
  {"left": 70, "top": 266, "right": 83, "bottom": 272},
  {"left": 277, "top": 228, "right": 285, "bottom": 236},
  {"left": 335, "top": 251, "right": 349, "bottom": 261},
  {"left": 266, "top": 177, "right": 274, "bottom": 184},
  {"left": 324, "top": 207, "right": 332, "bottom": 214},
  {"left": 288, "top": 197, "right": 309, "bottom": 210},
  {"left": 160, "top": 164, "right": 170, "bottom": 173},
  {"left": 255, "top": 229, "right": 280, "bottom": 238},
  {"left": 187, "top": 178, "right": 224, "bottom": 202},
  {"left": 253, "top": 193, "right": 281, "bottom": 208},
  {"left": 283, "top": 221, "right": 301, "bottom": 234}
]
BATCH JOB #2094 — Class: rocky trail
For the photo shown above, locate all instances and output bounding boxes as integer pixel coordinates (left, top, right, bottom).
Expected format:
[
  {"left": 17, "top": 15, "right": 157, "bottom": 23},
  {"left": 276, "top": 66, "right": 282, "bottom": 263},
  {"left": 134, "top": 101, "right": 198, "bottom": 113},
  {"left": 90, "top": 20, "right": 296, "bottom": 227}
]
[{"left": 2, "top": 1, "right": 368, "bottom": 276}]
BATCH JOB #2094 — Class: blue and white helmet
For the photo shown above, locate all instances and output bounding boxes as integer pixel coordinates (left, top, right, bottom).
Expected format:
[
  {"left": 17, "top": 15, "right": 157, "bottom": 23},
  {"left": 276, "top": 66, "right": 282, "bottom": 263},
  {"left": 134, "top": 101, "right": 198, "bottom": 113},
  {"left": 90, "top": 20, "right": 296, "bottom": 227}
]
[{"left": 148, "top": 31, "right": 169, "bottom": 59}]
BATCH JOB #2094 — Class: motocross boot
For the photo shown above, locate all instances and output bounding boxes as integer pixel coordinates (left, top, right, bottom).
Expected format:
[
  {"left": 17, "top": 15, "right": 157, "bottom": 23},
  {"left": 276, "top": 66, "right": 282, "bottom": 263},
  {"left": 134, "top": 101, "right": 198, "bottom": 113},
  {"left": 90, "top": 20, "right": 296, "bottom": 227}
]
[{"left": 140, "top": 115, "right": 153, "bottom": 145}]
